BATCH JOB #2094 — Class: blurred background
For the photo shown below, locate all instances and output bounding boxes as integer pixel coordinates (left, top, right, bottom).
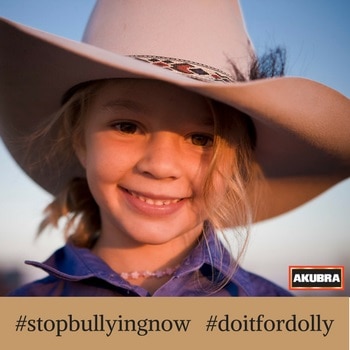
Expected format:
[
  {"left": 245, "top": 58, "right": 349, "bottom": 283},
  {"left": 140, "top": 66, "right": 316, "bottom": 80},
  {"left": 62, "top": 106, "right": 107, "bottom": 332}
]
[{"left": 0, "top": 0, "right": 349, "bottom": 296}]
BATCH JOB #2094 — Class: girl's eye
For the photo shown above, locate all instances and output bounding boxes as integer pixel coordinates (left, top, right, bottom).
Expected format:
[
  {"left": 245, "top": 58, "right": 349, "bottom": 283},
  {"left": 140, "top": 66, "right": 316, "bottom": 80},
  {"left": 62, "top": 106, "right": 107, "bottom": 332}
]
[
  {"left": 191, "top": 134, "right": 213, "bottom": 147},
  {"left": 112, "top": 121, "right": 138, "bottom": 134}
]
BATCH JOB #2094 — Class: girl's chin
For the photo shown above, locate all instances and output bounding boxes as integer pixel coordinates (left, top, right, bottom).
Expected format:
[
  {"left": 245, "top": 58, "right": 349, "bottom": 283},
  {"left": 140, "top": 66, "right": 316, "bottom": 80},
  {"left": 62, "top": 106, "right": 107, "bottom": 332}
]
[
  {"left": 105, "top": 219, "right": 204, "bottom": 248},
  {"left": 121, "top": 228, "right": 194, "bottom": 246}
]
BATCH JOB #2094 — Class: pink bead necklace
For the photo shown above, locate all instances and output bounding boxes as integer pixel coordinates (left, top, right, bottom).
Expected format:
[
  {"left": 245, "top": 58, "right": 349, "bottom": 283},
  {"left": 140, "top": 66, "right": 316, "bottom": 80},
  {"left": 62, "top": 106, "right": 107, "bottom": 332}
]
[{"left": 120, "top": 265, "right": 180, "bottom": 280}]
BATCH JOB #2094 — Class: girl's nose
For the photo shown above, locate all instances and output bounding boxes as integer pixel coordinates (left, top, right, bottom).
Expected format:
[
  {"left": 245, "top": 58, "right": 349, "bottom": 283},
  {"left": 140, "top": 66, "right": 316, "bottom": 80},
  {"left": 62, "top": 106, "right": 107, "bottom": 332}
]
[{"left": 135, "top": 132, "right": 182, "bottom": 180}]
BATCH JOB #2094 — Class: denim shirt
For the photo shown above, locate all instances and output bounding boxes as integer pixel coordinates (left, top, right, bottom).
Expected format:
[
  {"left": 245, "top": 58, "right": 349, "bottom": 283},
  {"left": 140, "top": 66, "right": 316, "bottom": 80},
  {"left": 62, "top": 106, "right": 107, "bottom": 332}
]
[{"left": 9, "top": 233, "right": 291, "bottom": 297}]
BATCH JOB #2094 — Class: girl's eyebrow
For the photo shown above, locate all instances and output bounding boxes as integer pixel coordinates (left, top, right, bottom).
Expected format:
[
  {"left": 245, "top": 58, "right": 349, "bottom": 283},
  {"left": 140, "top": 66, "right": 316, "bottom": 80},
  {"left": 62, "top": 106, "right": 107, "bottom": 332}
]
[
  {"left": 101, "top": 98, "right": 214, "bottom": 127},
  {"left": 202, "top": 117, "right": 214, "bottom": 127},
  {"left": 101, "top": 99, "right": 146, "bottom": 112}
]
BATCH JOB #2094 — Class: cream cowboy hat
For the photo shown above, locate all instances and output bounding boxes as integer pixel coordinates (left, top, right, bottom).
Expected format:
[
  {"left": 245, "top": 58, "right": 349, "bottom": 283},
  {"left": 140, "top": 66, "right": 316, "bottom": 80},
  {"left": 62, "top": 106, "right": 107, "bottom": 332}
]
[{"left": 0, "top": 0, "right": 349, "bottom": 221}]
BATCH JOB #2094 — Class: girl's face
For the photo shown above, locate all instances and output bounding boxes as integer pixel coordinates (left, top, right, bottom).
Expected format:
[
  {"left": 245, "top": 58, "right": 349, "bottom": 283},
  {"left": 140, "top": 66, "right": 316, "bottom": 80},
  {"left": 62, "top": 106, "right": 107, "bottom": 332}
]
[{"left": 76, "top": 79, "right": 219, "bottom": 248}]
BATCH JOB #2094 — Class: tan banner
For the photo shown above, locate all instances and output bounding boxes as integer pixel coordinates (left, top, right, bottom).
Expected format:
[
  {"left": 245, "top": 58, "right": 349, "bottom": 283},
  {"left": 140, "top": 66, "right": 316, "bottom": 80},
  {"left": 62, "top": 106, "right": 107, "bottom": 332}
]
[{"left": 0, "top": 297, "right": 348, "bottom": 349}]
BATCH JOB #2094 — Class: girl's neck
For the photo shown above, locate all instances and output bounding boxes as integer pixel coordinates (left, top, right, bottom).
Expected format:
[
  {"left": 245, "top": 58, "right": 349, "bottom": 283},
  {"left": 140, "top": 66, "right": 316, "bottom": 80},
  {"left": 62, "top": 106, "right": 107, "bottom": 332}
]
[{"left": 91, "top": 231, "right": 201, "bottom": 294}]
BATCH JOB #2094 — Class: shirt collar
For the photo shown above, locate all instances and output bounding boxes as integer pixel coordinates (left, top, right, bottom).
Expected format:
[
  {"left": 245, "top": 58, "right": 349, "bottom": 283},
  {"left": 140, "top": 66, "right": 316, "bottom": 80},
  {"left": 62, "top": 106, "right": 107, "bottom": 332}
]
[{"left": 25, "top": 230, "right": 251, "bottom": 294}]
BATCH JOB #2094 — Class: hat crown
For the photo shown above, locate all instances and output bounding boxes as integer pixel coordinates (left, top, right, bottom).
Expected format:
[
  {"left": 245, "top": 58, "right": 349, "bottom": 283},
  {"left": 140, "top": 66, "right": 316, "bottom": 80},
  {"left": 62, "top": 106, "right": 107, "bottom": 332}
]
[{"left": 83, "top": 0, "right": 254, "bottom": 79}]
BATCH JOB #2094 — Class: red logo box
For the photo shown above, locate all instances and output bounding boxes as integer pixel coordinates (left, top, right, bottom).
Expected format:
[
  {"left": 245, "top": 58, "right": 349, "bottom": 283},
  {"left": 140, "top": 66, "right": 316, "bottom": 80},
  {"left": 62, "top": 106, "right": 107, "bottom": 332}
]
[{"left": 289, "top": 266, "right": 345, "bottom": 291}]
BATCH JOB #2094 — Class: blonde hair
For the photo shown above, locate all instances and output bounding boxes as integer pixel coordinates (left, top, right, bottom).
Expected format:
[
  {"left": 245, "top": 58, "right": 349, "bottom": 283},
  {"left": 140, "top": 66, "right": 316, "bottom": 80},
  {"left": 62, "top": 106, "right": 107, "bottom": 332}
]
[
  {"left": 34, "top": 80, "right": 106, "bottom": 247},
  {"left": 198, "top": 100, "right": 263, "bottom": 291}
]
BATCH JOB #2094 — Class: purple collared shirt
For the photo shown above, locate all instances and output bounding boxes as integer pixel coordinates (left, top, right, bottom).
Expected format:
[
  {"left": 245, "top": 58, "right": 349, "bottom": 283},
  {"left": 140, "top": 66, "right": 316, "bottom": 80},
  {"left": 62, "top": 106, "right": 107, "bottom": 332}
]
[{"left": 9, "top": 234, "right": 291, "bottom": 297}]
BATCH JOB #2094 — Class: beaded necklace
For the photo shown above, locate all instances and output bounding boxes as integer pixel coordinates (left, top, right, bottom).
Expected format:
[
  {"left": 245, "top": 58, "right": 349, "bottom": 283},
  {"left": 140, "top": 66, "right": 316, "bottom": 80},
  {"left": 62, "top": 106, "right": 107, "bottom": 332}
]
[{"left": 120, "top": 265, "right": 179, "bottom": 280}]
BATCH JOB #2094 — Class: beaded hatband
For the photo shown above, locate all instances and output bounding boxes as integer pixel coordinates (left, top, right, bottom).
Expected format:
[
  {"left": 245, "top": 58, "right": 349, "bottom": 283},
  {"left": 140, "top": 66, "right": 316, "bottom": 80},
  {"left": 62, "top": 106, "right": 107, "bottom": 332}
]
[{"left": 131, "top": 55, "right": 235, "bottom": 83}]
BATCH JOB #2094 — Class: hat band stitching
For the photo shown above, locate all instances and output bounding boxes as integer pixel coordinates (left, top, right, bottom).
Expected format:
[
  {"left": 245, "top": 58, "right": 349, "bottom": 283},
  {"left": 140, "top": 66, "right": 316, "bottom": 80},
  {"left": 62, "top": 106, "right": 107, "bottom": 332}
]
[{"left": 130, "top": 55, "right": 235, "bottom": 83}]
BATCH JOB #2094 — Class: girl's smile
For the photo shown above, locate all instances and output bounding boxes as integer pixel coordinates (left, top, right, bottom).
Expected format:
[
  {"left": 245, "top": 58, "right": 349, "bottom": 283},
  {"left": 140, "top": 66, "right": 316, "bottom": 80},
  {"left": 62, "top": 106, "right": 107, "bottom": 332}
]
[
  {"left": 123, "top": 187, "right": 184, "bottom": 206},
  {"left": 120, "top": 186, "right": 188, "bottom": 216},
  {"left": 75, "top": 79, "right": 218, "bottom": 252}
]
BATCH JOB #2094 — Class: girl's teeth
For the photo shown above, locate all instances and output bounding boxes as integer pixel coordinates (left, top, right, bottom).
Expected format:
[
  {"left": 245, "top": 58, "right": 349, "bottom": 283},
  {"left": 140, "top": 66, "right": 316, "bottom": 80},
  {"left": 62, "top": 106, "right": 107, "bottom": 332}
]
[{"left": 129, "top": 191, "right": 179, "bottom": 206}]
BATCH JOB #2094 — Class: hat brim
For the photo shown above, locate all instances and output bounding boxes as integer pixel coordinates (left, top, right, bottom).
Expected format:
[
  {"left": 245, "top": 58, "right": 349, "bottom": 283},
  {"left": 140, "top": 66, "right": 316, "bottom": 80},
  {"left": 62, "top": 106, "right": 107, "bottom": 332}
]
[{"left": 0, "top": 18, "right": 349, "bottom": 221}]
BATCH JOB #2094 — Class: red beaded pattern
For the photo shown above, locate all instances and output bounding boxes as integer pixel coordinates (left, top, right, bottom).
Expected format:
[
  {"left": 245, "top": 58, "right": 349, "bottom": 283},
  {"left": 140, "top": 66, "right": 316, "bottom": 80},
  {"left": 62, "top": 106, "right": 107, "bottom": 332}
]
[{"left": 131, "top": 55, "right": 234, "bottom": 83}]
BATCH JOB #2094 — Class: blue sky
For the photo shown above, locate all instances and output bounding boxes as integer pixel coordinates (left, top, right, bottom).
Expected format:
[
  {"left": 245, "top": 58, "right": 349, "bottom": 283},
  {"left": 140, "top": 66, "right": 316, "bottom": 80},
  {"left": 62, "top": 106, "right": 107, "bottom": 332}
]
[{"left": 0, "top": 0, "right": 349, "bottom": 295}]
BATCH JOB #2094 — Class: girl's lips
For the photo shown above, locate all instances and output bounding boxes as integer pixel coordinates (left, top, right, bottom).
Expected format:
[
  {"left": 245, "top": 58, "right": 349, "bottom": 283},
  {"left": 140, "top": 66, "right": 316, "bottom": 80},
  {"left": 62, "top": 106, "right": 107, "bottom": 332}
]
[{"left": 120, "top": 187, "right": 187, "bottom": 216}]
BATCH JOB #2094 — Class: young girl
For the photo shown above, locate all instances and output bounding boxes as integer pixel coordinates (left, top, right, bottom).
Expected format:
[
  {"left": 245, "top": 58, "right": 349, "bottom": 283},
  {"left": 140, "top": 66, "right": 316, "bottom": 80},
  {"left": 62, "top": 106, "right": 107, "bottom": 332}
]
[{"left": 0, "top": 1, "right": 349, "bottom": 296}]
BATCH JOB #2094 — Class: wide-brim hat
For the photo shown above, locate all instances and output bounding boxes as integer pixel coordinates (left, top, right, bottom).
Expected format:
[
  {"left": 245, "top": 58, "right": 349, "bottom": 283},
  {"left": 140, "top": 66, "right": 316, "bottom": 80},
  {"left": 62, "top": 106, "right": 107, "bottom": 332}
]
[{"left": 0, "top": 0, "right": 349, "bottom": 222}]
